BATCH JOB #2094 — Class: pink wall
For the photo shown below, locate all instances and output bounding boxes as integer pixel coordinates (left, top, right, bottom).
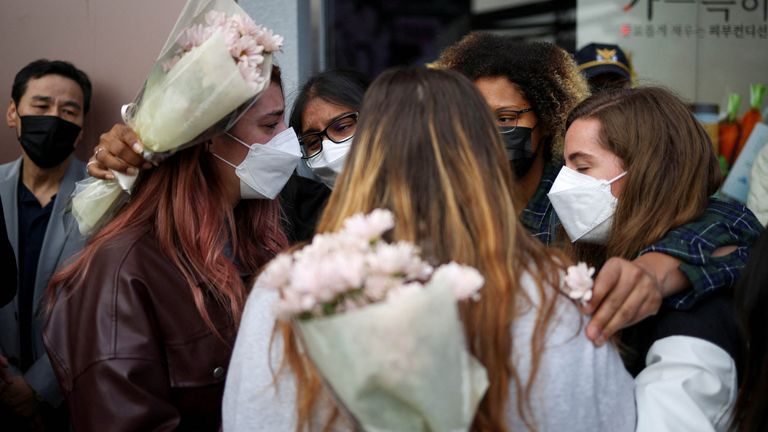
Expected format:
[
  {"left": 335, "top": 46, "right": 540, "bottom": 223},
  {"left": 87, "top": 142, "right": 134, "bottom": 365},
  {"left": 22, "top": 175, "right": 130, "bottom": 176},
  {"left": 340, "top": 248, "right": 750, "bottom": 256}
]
[{"left": 0, "top": 0, "right": 187, "bottom": 163}]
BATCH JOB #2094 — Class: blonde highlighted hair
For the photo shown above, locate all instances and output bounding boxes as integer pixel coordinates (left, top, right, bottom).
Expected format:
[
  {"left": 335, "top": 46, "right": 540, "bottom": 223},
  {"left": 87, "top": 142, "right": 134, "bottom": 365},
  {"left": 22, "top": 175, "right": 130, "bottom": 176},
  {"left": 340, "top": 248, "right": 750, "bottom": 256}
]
[{"left": 277, "top": 67, "right": 570, "bottom": 431}]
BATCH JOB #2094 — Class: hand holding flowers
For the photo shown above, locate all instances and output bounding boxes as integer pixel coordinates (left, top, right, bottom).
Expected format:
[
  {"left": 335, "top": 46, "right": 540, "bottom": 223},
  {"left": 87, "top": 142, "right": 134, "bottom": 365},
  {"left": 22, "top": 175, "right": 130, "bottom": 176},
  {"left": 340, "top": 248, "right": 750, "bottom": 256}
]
[{"left": 72, "top": 0, "right": 282, "bottom": 236}]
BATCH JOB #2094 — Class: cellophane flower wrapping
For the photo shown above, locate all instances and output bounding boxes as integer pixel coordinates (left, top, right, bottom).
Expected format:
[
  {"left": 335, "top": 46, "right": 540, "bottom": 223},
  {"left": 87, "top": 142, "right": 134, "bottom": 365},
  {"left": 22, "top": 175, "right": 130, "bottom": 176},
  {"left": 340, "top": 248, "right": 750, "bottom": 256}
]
[
  {"left": 70, "top": 177, "right": 128, "bottom": 236},
  {"left": 260, "top": 209, "right": 489, "bottom": 431},
  {"left": 72, "top": 0, "right": 282, "bottom": 236}
]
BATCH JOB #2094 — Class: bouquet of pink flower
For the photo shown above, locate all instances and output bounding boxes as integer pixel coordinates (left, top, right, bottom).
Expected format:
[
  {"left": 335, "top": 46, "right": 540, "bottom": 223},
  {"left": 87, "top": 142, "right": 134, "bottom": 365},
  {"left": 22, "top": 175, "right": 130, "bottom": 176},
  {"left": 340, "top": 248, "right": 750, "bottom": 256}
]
[
  {"left": 257, "top": 209, "right": 489, "bottom": 431},
  {"left": 125, "top": 0, "right": 282, "bottom": 157},
  {"left": 73, "top": 0, "right": 282, "bottom": 235}
]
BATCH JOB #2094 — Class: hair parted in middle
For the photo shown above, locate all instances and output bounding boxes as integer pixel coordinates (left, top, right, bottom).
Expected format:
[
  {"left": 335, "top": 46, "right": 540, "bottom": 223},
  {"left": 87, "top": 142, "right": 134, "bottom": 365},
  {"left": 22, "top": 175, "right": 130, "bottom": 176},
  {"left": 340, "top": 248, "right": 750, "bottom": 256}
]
[
  {"left": 278, "top": 67, "right": 570, "bottom": 432},
  {"left": 288, "top": 69, "right": 371, "bottom": 134},
  {"left": 436, "top": 32, "right": 589, "bottom": 161}
]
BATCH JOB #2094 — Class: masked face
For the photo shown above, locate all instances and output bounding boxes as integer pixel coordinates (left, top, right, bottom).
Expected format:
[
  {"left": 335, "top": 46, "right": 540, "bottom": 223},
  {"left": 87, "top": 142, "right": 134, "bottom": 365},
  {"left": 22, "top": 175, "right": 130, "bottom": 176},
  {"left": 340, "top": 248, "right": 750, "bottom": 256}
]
[
  {"left": 551, "top": 117, "right": 628, "bottom": 244},
  {"left": 304, "top": 138, "right": 352, "bottom": 188},
  {"left": 500, "top": 126, "right": 535, "bottom": 178},
  {"left": 547, "top": 166, "right": 627, "bottom": 243},
  {"left": 18, "top": 116, "right": 81, "bottom": 168},
  {"left": 9, "top": 74, "right": 85, "bottom": 169},
  {"left": 297, "top": 99, "right": 358, "bottom": 188},
  {"left": 212, "top": 128, "right": 301, "bottom": 200},
  {"left": 475, "top": 76, "right": 540, "bottom": 181}
]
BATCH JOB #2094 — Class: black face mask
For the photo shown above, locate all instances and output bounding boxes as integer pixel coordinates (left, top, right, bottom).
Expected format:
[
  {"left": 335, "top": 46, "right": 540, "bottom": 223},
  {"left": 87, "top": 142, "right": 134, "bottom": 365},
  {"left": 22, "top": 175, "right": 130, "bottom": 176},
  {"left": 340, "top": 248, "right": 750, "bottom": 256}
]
[
  {"left": 500, "top": 126, "right": 535, "bottom": 178},
  {"left": 18, "top": 115, "right": 81, "bottom": 169}
]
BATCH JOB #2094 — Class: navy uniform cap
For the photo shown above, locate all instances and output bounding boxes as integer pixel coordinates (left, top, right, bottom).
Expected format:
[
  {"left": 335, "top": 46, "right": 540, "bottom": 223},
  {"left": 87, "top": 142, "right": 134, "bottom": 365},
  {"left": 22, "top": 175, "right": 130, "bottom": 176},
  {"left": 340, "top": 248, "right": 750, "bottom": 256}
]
[{"left": 575, "top": 43, "right": 631, "bottom": 80}]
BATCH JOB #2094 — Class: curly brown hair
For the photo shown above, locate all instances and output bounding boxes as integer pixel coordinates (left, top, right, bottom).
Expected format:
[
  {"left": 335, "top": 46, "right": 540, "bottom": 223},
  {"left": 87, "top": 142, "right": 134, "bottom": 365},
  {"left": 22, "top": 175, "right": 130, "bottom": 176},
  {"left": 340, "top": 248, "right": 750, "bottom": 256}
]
[{"left": 436, "top": 32, "right": 589, "bottom": 161}]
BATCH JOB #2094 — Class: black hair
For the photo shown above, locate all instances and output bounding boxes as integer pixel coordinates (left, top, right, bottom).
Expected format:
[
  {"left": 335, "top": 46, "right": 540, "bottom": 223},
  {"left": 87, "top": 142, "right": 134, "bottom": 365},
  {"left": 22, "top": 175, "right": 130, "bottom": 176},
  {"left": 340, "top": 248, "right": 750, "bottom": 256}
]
[
  {"left": 288, "top": 69, "right": 370, "bottom": 134},
  {"left": 732, "top": 228, "right": 768, "bottom": 432},
  {"left": 437, "top": 32, "right": 589, "bottom": 160},
  {"left": 11, "top": 59, "right": 92, "bottom": 114}
]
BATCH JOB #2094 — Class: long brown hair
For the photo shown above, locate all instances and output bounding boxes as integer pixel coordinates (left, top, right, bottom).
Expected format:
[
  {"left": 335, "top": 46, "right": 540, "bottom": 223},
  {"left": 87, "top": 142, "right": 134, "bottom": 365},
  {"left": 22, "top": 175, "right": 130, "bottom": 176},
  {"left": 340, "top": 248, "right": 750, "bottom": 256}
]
[
  {"left": 278, "top": 67, "right": 569, "bottom": 431},
  {"left": 565, "top": 86, "right": 720, "bottom": 261},
  {"left": 50, "top": 143, "right": 287, "bottom": 334}
]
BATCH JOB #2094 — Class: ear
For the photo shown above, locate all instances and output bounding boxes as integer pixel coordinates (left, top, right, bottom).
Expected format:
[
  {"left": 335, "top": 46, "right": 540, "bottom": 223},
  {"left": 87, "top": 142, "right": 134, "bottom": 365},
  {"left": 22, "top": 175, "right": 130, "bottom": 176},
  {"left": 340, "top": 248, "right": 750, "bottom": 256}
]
[{"left": 6, "top": 100, "right": 18, "bottom": 129}]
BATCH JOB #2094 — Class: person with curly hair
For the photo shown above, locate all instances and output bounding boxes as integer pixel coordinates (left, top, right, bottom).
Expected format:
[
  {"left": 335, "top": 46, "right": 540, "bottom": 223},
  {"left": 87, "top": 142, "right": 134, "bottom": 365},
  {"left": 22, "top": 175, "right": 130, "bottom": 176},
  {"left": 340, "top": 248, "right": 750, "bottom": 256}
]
[
  {"left": 436, "top": 33, "right": 588, "bottom": 241},
  {"left": 436, "top": 32, "right": 760, "bottom": 349}
]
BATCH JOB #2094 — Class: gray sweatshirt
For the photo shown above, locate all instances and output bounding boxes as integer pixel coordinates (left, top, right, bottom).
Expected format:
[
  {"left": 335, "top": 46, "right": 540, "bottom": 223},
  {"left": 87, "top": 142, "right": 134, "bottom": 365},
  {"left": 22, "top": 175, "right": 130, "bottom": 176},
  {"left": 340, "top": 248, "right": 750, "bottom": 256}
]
[{"left": 222, "top": 273, "right": 636, "bottom": 431}]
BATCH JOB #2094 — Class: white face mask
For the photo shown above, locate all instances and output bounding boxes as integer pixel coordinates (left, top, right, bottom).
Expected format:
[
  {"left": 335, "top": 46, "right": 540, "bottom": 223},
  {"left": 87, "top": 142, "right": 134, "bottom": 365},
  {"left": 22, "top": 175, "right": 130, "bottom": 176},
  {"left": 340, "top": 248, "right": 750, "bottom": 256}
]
[
  {"left": 304, "top": 138, "right": 353, "bottom": 188},
  {"left": 213, "top": 127, "right": 301, "bottom": 200},
  {"left": 547, "top": 166, "right": 627, "bottom": 244}
]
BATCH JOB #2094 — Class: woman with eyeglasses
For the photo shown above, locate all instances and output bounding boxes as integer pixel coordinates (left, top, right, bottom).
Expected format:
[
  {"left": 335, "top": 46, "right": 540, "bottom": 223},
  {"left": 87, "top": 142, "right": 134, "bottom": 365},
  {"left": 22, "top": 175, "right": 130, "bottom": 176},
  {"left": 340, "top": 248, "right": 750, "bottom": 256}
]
[
  {"left": 280, "top": 69, "right": 370, "bottom": 242},
  {"left": 86, "top": 69, "right": 370, "bottom": 244},
  {"left": 290, "top": 70, "right": 368, "bottom": 188},
  {"left": 437, "top": 32, "right": 761, "bottom": 349}
]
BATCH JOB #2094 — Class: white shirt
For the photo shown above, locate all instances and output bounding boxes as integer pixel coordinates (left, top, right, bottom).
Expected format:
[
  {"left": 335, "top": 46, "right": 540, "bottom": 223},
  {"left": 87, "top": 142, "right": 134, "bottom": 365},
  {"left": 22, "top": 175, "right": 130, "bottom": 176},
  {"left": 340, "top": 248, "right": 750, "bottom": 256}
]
[{"left": 635, "top": 335, "right": 737, "bottom": 432}]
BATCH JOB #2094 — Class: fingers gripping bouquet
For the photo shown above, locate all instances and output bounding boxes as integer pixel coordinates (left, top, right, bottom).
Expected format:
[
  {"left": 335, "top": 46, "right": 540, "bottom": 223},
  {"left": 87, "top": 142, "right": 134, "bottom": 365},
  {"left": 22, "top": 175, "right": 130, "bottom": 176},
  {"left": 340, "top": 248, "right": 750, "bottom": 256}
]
[
  {"left": 71, "top": 0, "right": 283, "bottom": 235},
  {"left": 259, "top": 209, "right": 490, "bottom": 431}
]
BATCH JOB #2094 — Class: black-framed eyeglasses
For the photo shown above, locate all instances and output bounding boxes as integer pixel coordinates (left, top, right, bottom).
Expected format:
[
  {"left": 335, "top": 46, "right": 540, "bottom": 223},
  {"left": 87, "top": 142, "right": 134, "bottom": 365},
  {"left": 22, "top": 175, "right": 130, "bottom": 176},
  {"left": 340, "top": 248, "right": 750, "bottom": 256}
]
[
  {"left": 299, "top": 112, "right": 359, "bottom": 159},
  {"left": 496, "top": 107, "right": 533, "bottom": 133}
]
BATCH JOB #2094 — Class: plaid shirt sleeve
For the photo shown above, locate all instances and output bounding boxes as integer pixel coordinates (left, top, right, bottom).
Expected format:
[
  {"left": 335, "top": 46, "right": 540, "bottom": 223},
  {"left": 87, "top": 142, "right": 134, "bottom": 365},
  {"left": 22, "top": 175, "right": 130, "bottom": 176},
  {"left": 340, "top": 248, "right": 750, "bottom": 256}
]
[
  {"left": 638, "top": 198, "right": 764, "bottom": 310},
  {"left": 520, "top": 162, "right": 561, "bottom": 246}
]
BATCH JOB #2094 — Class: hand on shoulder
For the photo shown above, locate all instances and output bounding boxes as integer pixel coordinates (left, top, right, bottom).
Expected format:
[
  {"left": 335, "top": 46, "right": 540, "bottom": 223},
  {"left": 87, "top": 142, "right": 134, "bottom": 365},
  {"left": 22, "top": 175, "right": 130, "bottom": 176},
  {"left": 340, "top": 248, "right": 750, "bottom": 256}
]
[{"left": 583, "top": 257, "right": 663, "bottom": 346}]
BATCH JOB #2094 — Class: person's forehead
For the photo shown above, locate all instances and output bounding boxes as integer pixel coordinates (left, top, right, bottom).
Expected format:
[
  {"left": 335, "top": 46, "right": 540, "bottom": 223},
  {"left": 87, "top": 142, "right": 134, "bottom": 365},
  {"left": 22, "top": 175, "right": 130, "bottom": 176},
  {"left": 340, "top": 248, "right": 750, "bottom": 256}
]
[
  {"left": 21, "top": 74, "right": 84, "bottom": 103},
  {"left": 474, "top": 76, "right": 529, "bottom": 110},
  {"left": 249, "top": 82, "right": 284, "bottom": 115},
  {"left": 302, "top": 98, "right": 354, "bottom": 129},
  {"left": 565, "top": 119, "right": 611, "bottom": 155}
]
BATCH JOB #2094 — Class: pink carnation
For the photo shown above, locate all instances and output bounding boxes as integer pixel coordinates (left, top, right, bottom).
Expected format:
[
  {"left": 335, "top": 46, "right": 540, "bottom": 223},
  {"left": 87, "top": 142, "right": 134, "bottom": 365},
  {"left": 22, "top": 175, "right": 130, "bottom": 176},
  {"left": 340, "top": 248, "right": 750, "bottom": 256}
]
[
  {"left": 430, "top": 262, "right": 484, "bottom": 301},
  {"left": 342, "top": 209, "right": 395, "bottom": 242},
  {"left": 257, "top": 28, "right": 283, "bottom": 53},
  {"left": 563, "top": 262, "right": 595, "bottom": 304},
  {"left": 367, "top": 242, "right": 422, "bottom": 276},
  {"left": 364, "top": 274, "right": 401, "bottom": 301},
  {"left": 258, "top": 253, "right": 293, "bottom": 290},
  {"left": 271, "top": 209, "right": 485, "bottom": 321}
]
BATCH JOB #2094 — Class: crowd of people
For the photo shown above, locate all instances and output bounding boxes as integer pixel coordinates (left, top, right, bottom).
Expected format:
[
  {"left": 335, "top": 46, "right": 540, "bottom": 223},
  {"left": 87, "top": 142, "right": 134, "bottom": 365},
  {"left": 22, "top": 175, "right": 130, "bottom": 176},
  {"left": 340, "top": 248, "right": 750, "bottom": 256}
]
[{"left": 0, "top": 23, "right": 765, "bottom": 432}]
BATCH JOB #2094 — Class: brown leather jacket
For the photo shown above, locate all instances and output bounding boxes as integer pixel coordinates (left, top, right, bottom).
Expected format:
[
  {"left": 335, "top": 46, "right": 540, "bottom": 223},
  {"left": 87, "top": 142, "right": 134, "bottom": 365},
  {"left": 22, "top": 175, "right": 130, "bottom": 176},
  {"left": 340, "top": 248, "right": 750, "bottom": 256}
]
[{"left": 44, "top": 227, "right": 237, "bottom": 431}]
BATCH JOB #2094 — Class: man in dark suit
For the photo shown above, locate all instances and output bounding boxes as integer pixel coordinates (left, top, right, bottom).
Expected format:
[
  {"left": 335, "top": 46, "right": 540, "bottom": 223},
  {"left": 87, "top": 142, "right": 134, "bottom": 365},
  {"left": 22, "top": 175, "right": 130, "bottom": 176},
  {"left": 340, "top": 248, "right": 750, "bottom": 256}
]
[
  {"left": 0, "top": 203, "right": 16, "bottom": 307},
  {"left": 0, "top": 59, "right": 90, "bottom": 430}
]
